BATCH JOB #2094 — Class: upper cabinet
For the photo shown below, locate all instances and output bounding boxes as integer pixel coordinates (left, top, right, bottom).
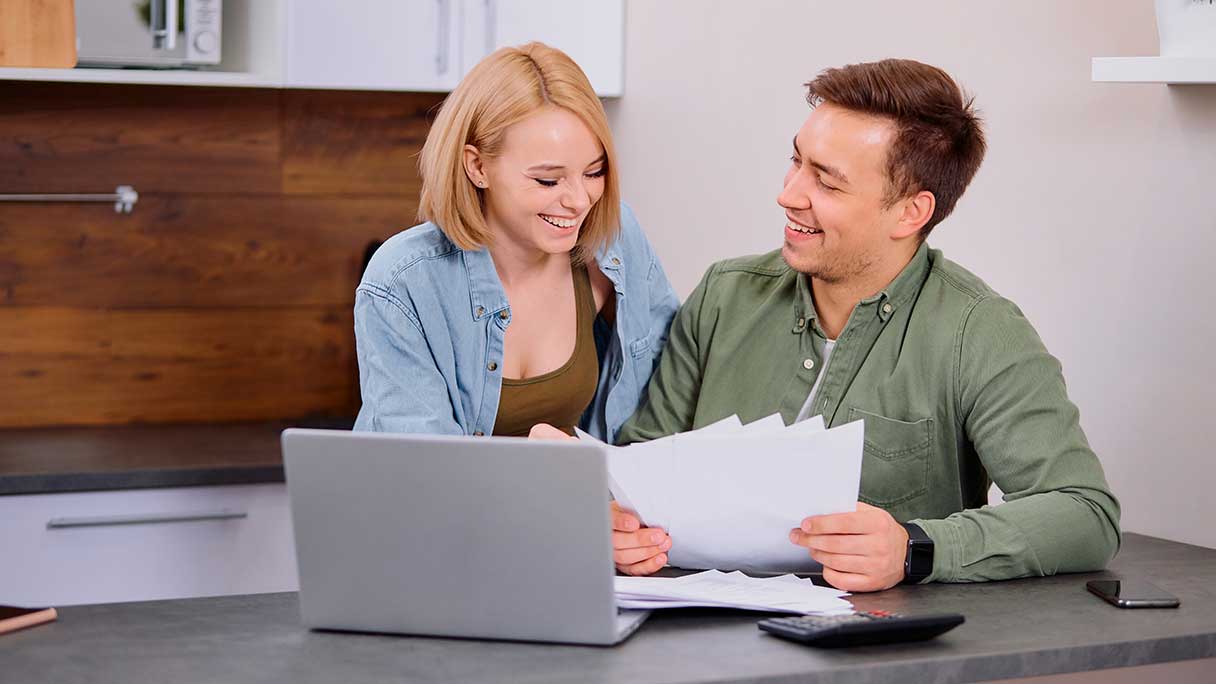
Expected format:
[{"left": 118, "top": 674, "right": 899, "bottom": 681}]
[
  {"left": 0, "top": 0, "right": 625, "bottom": 96},
  {"left": 284, "top": 0, "right": 462, "bottom": 92},
  {"left": 461, "top": 0, "right": 624, "bottom": 96}
]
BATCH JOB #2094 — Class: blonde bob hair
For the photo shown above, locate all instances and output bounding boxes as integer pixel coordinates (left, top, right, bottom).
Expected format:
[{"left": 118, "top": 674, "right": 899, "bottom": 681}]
[{"left": 418, "top": 42, "right": 621, "bottom": 260}]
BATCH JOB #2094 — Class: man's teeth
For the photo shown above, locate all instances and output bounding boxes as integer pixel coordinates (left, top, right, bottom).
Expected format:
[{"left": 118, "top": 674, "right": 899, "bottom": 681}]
[
  {"left": 541, "top": 215, "right": 578, "bottom": 228},
  {"left": 787, "top": 221, "right": 822, "bottom": 234}
]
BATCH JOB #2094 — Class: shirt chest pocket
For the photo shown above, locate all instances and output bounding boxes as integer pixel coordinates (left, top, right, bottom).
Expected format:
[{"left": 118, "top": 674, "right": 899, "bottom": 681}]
[{"left": 849, "top": 407, "right": 932, "bottom": 507}]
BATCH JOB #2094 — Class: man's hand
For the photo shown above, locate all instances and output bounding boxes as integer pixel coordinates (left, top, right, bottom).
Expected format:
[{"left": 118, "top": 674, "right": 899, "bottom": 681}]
[
  {"left": 525, "top": 425, "right": 670, "bottom": 574},
  {"left": 527, "top": 423, "right": 575, "bottom": 440},
  {"left": 611, "top": 502, "right": 670, "bottom": 576},
  {"left": 788, "top": 502, "right": 909, "bottom": 592}
]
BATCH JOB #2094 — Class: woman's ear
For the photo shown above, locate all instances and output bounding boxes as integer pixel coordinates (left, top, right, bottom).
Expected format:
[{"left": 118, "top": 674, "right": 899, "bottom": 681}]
[{"left": 463, "top": 145, "right": 489, "bottom": 189}]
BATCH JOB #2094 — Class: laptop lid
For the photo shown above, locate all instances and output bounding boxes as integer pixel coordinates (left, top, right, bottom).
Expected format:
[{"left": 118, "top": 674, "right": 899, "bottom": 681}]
[{"left": 281, "top": 429, "right": 622, "bottom": 645}]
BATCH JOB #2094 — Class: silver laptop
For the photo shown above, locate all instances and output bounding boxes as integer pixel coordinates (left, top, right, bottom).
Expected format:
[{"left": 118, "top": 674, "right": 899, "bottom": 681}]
[{"left": 281, "top": 429, "right": 649, "bottom": 646}]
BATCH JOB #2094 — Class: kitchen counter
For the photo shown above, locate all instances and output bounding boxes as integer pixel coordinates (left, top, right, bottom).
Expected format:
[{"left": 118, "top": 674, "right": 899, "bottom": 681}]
[
  {"left": 0, "top": 418, "right": 353, "bottom": 495},
  {"left": 3, "top": 533, "right": 1214, "bottom": 683}
]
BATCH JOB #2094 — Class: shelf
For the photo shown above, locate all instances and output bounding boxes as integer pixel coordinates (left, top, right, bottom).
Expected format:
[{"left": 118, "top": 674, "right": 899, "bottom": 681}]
[
  {"left": 0, "top": 66, "right": 280, "bottom": 88},
  {"left": 1092, "top": 57, "right": 1216, "bottom": 84}
]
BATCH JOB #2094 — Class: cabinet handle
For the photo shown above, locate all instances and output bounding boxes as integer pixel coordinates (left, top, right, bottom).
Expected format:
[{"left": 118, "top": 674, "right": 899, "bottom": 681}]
[
  {"left": 436, "top": 0, "right": 452, "bottom": 75},
  {"left": 47, "top": 510, "right": 247, "bottom": 529},
  {"left": 151, "top": 0, "right": 178, "bottom": 51}
]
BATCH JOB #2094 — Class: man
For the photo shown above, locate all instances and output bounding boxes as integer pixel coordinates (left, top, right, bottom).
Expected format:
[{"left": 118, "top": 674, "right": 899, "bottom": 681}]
[{"left": 541, "top": 59, "right": 1120, "bottom": 592}]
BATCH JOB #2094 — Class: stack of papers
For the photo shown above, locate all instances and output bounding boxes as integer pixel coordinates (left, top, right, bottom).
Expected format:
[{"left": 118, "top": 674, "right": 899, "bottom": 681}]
[
  {"left": 579, "top": 414, "right": 864, "bottom": 572},
  {"left": 615, "top": 570, "right": 853, "bottom": 615}
]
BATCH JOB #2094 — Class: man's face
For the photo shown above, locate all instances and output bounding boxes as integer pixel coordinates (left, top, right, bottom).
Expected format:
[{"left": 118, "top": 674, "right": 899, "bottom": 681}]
[{"left": 778, "top": 103, "right": 908, "bottom": 283}]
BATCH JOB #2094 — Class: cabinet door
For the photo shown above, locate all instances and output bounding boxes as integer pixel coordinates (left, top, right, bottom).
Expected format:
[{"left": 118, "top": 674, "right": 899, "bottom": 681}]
[
  {"left": 462, "top": 0, "right": 625, "bottom": 97},
  {"left": 0, "top": 484, "right": 297, "bottom": 606},
  {"left": 286, "top": 0, "right": 461, "bottom": 91}
]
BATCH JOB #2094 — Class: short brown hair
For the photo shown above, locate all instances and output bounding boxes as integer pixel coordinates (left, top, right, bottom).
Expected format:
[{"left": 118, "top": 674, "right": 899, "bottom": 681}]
[
  {"left": 418, "top": 42, "right": 620, "bottom": 261},
  {"left": 805, "top": 59, "right": 986, "bottom": 238}
]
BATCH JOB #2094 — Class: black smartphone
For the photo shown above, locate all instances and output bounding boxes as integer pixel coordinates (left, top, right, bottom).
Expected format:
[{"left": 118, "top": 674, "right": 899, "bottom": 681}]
[{"left": 1086, "top": 579, "right": 1180, "bottom": 608}]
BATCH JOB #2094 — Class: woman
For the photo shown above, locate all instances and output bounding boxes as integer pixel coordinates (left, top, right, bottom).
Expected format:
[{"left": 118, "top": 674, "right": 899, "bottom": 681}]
[{"left": 353, "top": 42, "right": 678, "bottom": 444}]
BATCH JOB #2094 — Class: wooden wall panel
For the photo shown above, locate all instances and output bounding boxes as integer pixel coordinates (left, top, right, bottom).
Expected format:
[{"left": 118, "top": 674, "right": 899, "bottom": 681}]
[
  {"left": 0, "top": 196, "right": 416, "bottom": 308},
  {"left": 0, "top": 81, "right": 440, "bottom": 427},
  {"left": 282, "top": 90, "right": 441, "bottom": 196},
  {"left": 0, "top": 307, "right": 359, "bottom": 427},
  {"left": 0, "top": 83, "right": 281, "bottom": 194}
]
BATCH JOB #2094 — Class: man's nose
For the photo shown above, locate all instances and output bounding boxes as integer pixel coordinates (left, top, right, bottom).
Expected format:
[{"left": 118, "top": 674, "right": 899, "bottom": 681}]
[{"left": 778, "top": 169, "right": 812, "bottom": 210}]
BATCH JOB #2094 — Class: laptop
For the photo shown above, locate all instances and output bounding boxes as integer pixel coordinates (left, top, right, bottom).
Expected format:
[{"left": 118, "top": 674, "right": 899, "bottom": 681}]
[{"left": 281, "top": 428, "right": 650, "bottom": 646}]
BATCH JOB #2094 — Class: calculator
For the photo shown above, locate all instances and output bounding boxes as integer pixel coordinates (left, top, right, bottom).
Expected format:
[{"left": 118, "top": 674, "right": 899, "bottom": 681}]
[{"left": 757, "top": 610, "right": 965, "bottom": 647}]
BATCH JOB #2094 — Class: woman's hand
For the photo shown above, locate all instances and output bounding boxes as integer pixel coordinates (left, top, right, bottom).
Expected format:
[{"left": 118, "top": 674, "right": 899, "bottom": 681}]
[
  {"left": 611, "top": 502, "right": 670, "bottom": 575},
  {"left": 527, "top": 423, "right": 575, "bottom": 440}
]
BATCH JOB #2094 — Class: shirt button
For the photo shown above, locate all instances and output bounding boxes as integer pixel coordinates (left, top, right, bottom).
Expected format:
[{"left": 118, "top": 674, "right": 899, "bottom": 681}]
[
  {"left": 611, "top": 257, "right": 621, "bottom": 265},
  {"left": 803, "top": 358, "right": 815, "bottom": 370},
  {"left": 797, "top": 317, "right": 806, "bottom": 328},
  {"left": 498, "top": 310, "right": 509, "bottom": 320},
  {"left": 473, "top": 431, "right": 484, "bottom": 436},
  {"left": 882, "top": 303, "right": 893, "bottom": 314},
  {"left": 475, "top": 305, "right": 485, "bottom": 317},
  {"left": 487, "top": 361, "right": 498, "bottom": 371}
]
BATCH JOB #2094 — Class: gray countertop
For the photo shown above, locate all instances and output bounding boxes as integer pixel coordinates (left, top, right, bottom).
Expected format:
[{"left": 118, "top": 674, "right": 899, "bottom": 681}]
[
  {"left": 0, "top": 419, "right": 352, "bottom": 495},
  {"left": 3, "top": 533, "right": 1214, "bottom": 683}
]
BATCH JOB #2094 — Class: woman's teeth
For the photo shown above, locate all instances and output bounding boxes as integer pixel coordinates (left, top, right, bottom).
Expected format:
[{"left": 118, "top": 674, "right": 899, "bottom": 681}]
[
  {"left": 787, "top": 221, "right": 822, "bottom": 234},
  {"left": 541, "top": 215, "right": 579, "bottom": 229}
]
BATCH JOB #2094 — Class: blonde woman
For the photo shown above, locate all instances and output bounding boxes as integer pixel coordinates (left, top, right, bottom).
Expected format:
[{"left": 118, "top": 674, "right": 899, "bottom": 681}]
[{"left": 354, "top": 42, "right": 678, "bottom": 452}]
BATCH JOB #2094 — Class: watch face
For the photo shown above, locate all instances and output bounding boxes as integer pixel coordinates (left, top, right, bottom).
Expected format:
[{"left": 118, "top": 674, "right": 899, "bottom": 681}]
[{"left": 907, "top": 539, "right": 934, "bottom": 578}]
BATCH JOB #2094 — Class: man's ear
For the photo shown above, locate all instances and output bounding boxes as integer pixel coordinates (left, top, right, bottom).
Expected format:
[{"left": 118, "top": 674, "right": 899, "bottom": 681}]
[
  {"left": 463, "top": 145, "right": 488, "bottom": 188},
  {"left": 892, "top": 190, "right": 935, "bottom": 239}
]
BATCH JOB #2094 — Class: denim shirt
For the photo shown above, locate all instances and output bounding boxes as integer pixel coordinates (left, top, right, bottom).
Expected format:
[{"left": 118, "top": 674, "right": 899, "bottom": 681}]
[{"left": 353, "top": 202, "right": 680, "bottom": 443}]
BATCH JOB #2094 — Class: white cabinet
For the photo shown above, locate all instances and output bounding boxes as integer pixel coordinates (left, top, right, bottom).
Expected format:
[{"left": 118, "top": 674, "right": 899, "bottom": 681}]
[
  {"left": 0, "top": 0, "right": 626, "bottom": 95},
  {"left": 0, "top": 484, "right": 298, "bottom": 607},
  {"left": 285, "top": 0, "right": 462, "bottom": 92},
  {"left": 462, "top": 0, "right": 625, "bottom": 96}
]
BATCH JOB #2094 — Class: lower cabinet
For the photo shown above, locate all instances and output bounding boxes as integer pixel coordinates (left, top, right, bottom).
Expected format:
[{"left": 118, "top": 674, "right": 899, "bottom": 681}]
[{"left": 0, "top": 483, "right": 298, "bottom": 606}]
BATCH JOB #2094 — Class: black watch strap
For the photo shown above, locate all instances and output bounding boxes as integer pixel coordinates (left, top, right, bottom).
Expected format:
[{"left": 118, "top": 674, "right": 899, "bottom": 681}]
[{"left": 900, "top": 522, "right": 934, "bottom": 584}]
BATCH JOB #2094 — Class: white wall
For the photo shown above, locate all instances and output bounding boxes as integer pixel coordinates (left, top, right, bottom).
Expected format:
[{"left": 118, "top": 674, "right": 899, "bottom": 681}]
[{"left": 605, "top": 0, "right": 1216, "bottom": 549}]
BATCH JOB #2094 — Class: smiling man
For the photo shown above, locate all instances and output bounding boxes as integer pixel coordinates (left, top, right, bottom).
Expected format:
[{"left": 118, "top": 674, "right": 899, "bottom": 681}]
[{"left": 612, "top": 59, "right": 1121, "bottom": 590}]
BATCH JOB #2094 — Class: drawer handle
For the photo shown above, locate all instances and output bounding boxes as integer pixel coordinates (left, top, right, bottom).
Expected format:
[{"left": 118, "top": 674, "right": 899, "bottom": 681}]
[{"left": 46, "top": 510, "right": 248, "bottom": 529}]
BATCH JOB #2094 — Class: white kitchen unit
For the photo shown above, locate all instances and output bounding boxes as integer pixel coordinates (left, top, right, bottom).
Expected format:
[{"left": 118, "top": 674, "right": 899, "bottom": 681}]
[
  {"left": 0, "top": 0, "right": 626, "bottom": 96},
  {"left": 0, "top": 484, "right": 298, "bottom": 606},
  {"left": 462, "top": 0, "right": 625, "bottom": 96},
  {"left": 284, "top": 0, "right": 463, "bottom": 92}
]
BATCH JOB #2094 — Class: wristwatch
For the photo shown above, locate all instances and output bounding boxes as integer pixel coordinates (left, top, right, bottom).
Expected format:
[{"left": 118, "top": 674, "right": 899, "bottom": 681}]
[{"left": 900, "top": 522, "right": 934, "bottom": 584}]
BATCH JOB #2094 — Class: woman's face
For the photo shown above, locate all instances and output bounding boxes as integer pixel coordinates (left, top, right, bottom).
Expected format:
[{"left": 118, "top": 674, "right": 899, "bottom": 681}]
[{"left": 472, "top": 107, "right": 607, "bottom": 256}]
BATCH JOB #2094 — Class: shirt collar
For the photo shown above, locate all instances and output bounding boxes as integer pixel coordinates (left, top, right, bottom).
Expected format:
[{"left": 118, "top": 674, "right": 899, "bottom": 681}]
[
  {"left": 461, "top": 240, "right": 627, "bottom": 321},
  {"left": 793, "top": 241, "right": 932, "bottom": 332},
  {"left": 462, "top": 247, "right": 509, "bottom": 321}
]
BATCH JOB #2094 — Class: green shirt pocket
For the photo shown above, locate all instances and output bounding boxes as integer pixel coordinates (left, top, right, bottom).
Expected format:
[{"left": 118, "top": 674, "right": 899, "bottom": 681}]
[{"left": 849, "top": 407, "right": 933, "bottom": 507}]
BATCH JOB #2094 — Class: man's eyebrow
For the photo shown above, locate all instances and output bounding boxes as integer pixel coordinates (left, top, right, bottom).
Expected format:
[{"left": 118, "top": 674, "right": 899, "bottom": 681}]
[
  {"left": 527, "top": 155, "right": 607, "bottom": 174},
  {"left": 792, "top": 136, "right": 850, "bottom": 185}
]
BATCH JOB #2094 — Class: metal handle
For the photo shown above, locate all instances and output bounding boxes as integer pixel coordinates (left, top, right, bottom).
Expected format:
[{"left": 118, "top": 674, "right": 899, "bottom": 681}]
[
  {"left": 436, "top": 0, "right": 451, "bottom": 75},
  {"left": 151, "top": 0, "right": 178, "bottom": 50},
  {"left": 0, "top": 185, "right": 138, "bottom": 213},
  {"left": 47, "top": 509, "right": 247, "bottom": 529},
  {"left": 485, "top": 0, "right": 497, "bottom": 55}
]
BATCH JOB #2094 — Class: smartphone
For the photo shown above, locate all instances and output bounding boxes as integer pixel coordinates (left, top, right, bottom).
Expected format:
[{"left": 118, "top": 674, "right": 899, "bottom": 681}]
[{"left": 1086, "top": 579, "right": 1180, "bottom": 608}]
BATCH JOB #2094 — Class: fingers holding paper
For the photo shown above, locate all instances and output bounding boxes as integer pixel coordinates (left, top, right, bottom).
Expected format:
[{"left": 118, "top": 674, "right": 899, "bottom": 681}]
[
  {"left": 611, "top": 501, "right": 670, "bottom": 576},
  {"left": 788, "top": 501, "right": 909, "bottom": 592}
]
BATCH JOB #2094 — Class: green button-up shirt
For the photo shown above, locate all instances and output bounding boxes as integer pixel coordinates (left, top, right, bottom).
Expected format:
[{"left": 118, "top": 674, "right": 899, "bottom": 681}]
[{"left": 618, "top": 242, "right": 1121, "bottom": 583}]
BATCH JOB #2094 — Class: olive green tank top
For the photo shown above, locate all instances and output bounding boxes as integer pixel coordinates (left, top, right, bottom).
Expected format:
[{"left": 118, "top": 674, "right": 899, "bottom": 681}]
[{"left": 492, "top": 263, "right": 600, "bottom": 437}]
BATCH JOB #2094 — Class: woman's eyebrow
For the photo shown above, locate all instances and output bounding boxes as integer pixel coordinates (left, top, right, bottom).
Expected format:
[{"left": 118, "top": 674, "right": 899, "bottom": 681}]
[{"left": 526, "top": 154, "right": 606, "bottom": 173}]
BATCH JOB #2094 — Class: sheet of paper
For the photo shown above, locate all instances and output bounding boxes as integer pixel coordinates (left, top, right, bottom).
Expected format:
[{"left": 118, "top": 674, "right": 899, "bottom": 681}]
[
  {"left": 603, "top": 414, "right": 864, "bottom": 572},
  {"left": 615, "top": 569, "right": 853, "bottom": 615}
]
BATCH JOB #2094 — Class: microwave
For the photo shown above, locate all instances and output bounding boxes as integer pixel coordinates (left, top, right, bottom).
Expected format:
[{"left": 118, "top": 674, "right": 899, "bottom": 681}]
[{"left": 76, "top": 0, "right": 222, "bottom": 68}]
